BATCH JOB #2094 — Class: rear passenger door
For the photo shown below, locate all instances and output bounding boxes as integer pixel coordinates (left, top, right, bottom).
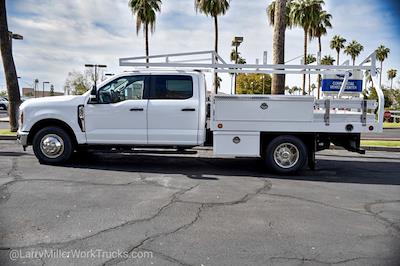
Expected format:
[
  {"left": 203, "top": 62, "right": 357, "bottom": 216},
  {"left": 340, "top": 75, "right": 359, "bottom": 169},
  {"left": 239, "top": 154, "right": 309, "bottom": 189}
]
[{"left": 147, "top": 75, "right": 199, "bottom": 145}]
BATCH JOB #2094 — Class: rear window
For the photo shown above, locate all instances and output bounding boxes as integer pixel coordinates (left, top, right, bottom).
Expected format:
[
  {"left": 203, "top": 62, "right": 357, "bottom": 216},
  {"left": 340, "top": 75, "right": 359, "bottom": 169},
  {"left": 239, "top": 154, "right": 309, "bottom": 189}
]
[{"left": 150, "top": 75, "right": 193, "bottom": 100}]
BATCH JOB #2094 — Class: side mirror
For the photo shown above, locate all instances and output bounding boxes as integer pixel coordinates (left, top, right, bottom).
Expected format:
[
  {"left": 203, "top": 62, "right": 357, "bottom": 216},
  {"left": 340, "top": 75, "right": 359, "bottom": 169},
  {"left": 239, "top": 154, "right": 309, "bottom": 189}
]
[{"left": 89, "top": 85, "right": 98, "bottom": 103}]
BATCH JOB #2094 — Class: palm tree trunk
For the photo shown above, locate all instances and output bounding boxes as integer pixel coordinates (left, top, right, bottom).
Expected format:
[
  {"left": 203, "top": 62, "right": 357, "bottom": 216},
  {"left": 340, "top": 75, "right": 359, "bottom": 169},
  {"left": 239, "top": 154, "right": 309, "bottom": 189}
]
[
  {"left": 317, "top": 36, "right": 321, "bottom": 99},
  {"left": 271, "top": 0, "right": 286, "bottom": 95},
  {"left": 379, "top": 61, "right": 383, "bottom": 89},
  {"left": 352, "top": 57, "right": 355, "bottom": 66},
  {"left": 213, "top": 15, "right": 218, "bottom": 94},
  {"left": 302, "top": 28, "right": 307, "bottom": 94},
  {"left": 145, "top": 23, "right": 149, "bottom": 64},
  {"left": 390, "top": 79, "right": 393, "bottom": 90},
  {"left": 0, "top": 0, "right": 21, "bottom": 132},
  {"left": 308, "top": 73, "right": 311, "bottom": 94},
  {"left": 336, "top": 49, "right": 340, "bottom": 65}
]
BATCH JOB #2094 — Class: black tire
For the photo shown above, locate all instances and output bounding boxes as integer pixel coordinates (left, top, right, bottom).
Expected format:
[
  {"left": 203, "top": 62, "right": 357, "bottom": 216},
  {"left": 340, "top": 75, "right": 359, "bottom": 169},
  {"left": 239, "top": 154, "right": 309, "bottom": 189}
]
[
  {"left": 32, "top": 126, "right": 73, "bottom": 164},
  {"left": 264, "top": 135, "right": 307, "bottom": 174},
  {"left": 0, "top": 104, "right": 6, "bottom": 110}
]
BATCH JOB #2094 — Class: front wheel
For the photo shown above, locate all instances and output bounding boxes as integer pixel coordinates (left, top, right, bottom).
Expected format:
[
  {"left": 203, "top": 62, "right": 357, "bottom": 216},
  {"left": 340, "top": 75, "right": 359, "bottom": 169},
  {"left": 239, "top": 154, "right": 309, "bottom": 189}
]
[
  {"left": 32, "top": 126, "right": 73, "bottom": 164},
  {"left": 264, "top": 135, "right": 307, "bottom": 174}
]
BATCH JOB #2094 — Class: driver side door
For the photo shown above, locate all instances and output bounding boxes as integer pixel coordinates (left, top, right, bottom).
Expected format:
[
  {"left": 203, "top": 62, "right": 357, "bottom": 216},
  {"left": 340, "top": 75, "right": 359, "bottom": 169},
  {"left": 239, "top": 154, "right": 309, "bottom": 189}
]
[{"left": 85, "top": 75, "right": 149, "bottom": 144}]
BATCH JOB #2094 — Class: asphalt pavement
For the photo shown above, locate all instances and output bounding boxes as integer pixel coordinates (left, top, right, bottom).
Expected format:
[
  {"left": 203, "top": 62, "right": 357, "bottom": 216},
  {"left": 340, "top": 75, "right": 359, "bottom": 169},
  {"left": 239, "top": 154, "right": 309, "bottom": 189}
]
[{"left": 0, "top": 140, "right": 399, "bottom": 266}]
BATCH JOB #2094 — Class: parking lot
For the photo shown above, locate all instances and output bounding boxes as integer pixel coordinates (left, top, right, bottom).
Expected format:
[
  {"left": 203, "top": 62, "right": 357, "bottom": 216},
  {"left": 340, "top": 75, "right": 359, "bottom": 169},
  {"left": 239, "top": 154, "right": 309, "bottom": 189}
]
[{"left": 0, "top": 140, "right": 399, "bottom": 266}]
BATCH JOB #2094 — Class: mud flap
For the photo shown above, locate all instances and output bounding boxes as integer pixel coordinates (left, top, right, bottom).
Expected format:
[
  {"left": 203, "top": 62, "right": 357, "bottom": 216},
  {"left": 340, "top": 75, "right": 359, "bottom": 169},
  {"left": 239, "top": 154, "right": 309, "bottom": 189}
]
[{"left": 308, "top": 137, "right": 316, "bottom": 170}]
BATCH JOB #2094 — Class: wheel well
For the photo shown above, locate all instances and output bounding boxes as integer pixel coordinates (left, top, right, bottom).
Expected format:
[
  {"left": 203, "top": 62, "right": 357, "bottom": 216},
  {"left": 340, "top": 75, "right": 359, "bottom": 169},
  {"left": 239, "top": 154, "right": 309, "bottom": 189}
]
[
  {"left": 260, "top": 132, "right": 315, "bottom": 156},
  {"left": 27, "top": 119, "right": 78, "bottom": 147}
]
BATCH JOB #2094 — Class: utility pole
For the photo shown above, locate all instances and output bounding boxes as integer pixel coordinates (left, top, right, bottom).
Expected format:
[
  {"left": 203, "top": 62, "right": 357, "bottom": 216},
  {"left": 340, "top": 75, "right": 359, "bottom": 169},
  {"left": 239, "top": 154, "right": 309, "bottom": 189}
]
[
  {"left": 42, "top": 81, "right": 49, "bottom": 97},
  {"left": 0, "top": 0, "right": 24, "bottom": 131},
  {"left": 85, "top": 64, "right": 107, "bottom": 88}
]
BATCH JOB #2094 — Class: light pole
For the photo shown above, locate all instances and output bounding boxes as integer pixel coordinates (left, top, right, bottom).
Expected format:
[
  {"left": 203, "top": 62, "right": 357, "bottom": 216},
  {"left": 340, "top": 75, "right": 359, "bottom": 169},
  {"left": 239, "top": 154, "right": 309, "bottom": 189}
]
[
  {"left": 85, "top": 64, "right": 107, "bottom": 88},
  {"left": 232, "top": 36, "right": 243, "bottom": 94},
  {"left": 42, "top": 81, "right": 49, "bottom": 97},
  {"left": 8, "top": 31, "right": 23, "bottom": 51},
  {"left": 34, "top": 79, "right": 39, "bottom": 98}
]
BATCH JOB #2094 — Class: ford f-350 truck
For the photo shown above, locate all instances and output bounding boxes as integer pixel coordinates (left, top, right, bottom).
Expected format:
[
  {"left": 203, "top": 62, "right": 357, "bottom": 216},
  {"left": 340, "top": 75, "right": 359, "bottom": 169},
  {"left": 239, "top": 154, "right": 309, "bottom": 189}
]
[{"left": 17, "top": 51, "right": 384, "bottom": 174}]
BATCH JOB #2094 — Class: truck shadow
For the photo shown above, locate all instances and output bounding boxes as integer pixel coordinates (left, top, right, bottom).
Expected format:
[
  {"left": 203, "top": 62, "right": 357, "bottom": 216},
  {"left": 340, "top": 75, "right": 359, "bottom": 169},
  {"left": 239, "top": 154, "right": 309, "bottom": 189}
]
[{"left": 65, "top": 151, "right": 400, "bottom": 185}]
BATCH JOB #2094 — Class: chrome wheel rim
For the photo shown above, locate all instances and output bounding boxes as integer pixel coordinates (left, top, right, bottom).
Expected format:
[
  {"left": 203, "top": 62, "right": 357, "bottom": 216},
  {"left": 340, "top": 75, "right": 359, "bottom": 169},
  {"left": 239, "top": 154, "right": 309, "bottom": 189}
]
[
  {"left": 273, "top": 143, "right": 299, "bottom": 169},
  {"left": 40, "top": 134, "right": 64, "bottom": 158}
]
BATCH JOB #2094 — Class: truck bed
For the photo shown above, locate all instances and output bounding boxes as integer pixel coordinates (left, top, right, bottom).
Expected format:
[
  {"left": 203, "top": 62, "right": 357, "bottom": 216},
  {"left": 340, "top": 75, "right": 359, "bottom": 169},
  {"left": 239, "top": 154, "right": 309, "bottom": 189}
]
[{"left": 211, "top": 95, "right": 378, "bottom": 134}]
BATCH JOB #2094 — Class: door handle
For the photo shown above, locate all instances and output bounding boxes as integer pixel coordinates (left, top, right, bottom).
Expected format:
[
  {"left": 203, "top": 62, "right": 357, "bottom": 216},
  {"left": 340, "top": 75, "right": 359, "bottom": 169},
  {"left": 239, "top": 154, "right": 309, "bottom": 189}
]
[
  {"left": 181, "top": 108, "right": 196, "bottom": 111},
  {"left": 130, "top": 108, "right": 144, "bottom": 111}
]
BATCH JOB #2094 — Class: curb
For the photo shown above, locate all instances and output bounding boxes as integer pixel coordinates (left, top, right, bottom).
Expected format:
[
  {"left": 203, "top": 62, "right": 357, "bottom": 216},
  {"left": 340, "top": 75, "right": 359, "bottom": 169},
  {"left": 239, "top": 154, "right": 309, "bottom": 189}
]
[
  {"left": 360, "top": 146, "right": 400, "bottom": 152},
  {"left": 0, "top": 135, "right": 17, "bottom": 140},
  {"left": 330, "top": 145, "right": 400, "bottom": 152},
  {"left": 362, "top": 138, "right": 400, "bottom": 141}
]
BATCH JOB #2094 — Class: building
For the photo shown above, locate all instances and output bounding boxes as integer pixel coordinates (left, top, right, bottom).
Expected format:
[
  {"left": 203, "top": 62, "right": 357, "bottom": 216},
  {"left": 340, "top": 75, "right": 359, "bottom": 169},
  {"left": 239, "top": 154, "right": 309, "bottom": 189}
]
[{"left": 22, "top": 87, "right": 64, "bottom": 98}]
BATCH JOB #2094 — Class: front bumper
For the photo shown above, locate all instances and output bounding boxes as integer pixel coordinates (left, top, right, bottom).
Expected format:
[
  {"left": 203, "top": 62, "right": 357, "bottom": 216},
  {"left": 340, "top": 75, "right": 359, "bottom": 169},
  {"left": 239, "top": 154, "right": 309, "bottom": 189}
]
[{"left": 17, "top": 130, "right": 29, "bottom": 147}]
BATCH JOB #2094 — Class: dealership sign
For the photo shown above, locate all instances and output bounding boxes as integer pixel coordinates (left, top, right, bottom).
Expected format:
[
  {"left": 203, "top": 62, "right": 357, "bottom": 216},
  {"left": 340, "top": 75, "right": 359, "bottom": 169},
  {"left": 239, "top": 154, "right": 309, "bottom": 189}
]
[{"left": 322, "top": 70, "right": 363, "bottom": 93}]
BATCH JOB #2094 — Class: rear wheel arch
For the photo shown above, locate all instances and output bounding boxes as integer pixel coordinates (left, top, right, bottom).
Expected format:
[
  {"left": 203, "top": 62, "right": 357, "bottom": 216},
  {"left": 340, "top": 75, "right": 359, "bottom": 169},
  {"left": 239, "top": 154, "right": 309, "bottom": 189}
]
[{"left": 260, "top": 133, "right": 315, "bottom": 173}]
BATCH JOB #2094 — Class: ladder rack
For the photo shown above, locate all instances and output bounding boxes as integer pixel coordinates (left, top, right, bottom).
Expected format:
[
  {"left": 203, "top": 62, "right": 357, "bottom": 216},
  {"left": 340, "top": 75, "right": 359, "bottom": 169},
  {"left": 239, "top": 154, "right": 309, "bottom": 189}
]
[
  {"left": 119, "top": 50, "right": 377, "bottom": 76},
  {"left": 119, "top": 50, "right": 384, "bottom": 129}
]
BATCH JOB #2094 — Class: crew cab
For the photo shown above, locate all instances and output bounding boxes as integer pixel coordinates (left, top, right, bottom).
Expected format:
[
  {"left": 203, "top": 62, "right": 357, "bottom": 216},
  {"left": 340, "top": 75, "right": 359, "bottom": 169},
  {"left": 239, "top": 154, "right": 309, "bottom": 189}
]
[{"left": 17, "top": 51, "right": 384, "bottom": 174}]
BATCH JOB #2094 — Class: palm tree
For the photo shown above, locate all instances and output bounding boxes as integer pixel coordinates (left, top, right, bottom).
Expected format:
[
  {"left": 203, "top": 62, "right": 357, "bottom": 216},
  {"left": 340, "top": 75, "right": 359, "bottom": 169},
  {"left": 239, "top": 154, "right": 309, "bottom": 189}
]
[
  {"left": 195, "top": 0, "right": 230, "bottom": 93},
  {"left": 267, "top": 0, "right": 292, "bottom": 26},
  {"left": 129, "top": 0, "right": 162, "bottom": 63},
  {"left": 305, "top": 54, "right": 316, "bottom": 94},
  {"left": 320, "top": 55, "right": 335, "bottom": 65},
  {"left": 364, "top": 70, "right": 374, "bottom": 92},
  {"left": 267, "top": 0, "right": 290, "bottom": 94},
  {"left": 309, "top": 9, "right": 331, "bottom": 99},
  {"left": 344, "top": 40, "right": 364, "bottom": 65},
  {"left": 290, "top": 0, "right": 324, "bottom": 94},
  {"left": 330, "top": 35, "right": 346, "bottom": 65},
  {"left": 375, "top": 45, "right": 390, "bottom": 89},
  {"left": 0, "top": 0, "right": 21, "bottom": 132},
  {"left": 229, "top": 49, "right": 246, "bottom": 93},
  {"left": 387, "top": 69, "right": 397, "bottom": 90}
]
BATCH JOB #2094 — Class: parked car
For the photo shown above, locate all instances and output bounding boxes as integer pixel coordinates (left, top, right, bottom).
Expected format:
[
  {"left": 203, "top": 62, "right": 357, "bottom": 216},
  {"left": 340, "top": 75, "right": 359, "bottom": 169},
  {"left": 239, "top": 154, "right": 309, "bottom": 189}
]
[{"left": 0, "top": 97, "right": 8, "bottom": 110}]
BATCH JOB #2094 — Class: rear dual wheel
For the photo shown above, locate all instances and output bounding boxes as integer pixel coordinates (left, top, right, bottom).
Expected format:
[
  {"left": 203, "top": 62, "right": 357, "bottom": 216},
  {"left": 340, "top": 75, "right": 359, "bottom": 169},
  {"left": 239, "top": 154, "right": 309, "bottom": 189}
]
[{"left": 264, "top": 135, "right": 307, "bottom": 174}]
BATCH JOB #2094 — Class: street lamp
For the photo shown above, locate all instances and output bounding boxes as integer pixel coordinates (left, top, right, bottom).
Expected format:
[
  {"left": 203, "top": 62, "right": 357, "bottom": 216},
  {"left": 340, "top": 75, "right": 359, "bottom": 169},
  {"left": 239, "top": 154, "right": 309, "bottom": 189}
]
[
  {"left": 42, "top": 81, "right": 49, "bottom": 97},
  {"left": 231, "top": 36, "right": 243, "bottom": 94},
  {"left": 8, "top": 31, "right": 23, "bottom": 50},
  {"left": 85, "top": 64, "right": 107, "bottom": 87},
  {"left": 34, "top": 79, "right": 39, "bottom": 98}
]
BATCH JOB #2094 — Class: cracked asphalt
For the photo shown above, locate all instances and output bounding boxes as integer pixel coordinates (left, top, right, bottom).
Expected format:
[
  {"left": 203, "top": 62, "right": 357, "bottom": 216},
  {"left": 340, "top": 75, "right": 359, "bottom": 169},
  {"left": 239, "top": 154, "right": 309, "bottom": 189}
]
[{"left": 0, "top": 140, "right": 399, "bottom": 266}]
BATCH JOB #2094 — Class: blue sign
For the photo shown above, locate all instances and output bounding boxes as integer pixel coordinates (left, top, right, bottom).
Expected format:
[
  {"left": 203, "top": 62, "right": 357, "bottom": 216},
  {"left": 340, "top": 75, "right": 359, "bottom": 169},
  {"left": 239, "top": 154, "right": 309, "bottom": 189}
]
[{"left": 322, "top": 79, "right": 363, "bottom": 92}]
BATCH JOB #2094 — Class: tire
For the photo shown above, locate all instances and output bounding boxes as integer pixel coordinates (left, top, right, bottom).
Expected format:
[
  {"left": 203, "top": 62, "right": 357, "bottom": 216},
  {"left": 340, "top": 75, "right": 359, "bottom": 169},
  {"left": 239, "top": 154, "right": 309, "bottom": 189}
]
[
  {"left": 264, "top": 135, "right": 307, "bottom": 174},
  {"left": 32, "top": 126, "right": 73, "bottom": 164},
  {"left": 0, "top": 104, "right": 6, "bottom": 110}
]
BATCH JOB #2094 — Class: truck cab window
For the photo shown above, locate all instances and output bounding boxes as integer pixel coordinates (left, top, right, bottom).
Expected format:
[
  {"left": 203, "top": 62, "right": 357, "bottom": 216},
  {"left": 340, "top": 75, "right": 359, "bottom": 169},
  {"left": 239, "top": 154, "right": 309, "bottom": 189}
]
[
  {"left": 150, "top": 75, "right": 193, "bottom": 100},
  {"left": 98, "top": 76, "right": 145, "bottom": 103}
]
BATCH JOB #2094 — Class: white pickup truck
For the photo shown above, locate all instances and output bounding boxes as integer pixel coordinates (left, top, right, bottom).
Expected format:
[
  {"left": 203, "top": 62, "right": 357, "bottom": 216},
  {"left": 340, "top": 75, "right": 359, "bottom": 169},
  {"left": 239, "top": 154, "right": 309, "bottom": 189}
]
[{"left": 17, "top": 51, "right": 384, "bottom": 174}]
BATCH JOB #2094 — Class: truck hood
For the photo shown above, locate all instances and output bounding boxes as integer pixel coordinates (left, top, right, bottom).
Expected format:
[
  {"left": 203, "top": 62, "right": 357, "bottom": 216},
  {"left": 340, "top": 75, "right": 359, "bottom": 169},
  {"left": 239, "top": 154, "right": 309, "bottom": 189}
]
[{"left": 20, "top": 95, "right": 87, "bottom": 110}]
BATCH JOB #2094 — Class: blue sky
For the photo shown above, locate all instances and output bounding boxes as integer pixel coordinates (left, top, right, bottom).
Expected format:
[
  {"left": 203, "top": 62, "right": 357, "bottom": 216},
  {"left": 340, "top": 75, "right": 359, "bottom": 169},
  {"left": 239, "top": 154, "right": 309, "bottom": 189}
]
[{"left": 0, "top": 0, "right": 399, "bottom": 94}]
